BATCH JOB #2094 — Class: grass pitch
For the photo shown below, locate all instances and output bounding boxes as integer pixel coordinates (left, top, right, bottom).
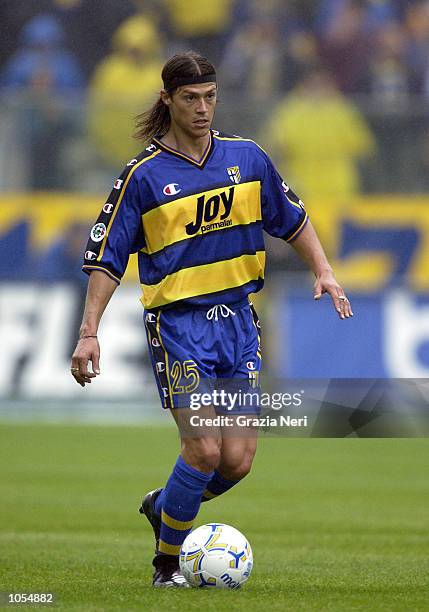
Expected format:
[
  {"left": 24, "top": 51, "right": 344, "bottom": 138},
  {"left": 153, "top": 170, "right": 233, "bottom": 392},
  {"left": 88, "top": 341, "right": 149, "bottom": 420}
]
[{"left": 0, "top": 423, "right": 428, "bottom": 611}]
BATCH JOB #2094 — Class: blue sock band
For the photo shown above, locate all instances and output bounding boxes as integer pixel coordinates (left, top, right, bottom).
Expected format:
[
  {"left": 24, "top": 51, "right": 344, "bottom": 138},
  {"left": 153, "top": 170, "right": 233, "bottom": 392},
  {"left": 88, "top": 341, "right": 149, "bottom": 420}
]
[
  {"left": 156, "top": 456, "right": 213, "bottom": 556},
  {"left": 201, "top": 469, "right": 240, "bottom": 502}
]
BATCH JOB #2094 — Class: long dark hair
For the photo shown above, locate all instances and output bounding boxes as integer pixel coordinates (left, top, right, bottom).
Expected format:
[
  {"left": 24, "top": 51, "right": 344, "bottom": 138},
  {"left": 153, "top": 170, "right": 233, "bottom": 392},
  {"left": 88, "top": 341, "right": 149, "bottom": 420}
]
[{"left": 134, "top": 51, "right": 216, "bottom": 143}]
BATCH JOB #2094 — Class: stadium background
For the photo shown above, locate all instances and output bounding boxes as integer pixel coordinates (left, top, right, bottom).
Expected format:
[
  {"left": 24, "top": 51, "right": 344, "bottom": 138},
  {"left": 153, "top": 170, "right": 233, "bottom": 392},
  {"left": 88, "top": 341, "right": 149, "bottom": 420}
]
[{"left": 1, "top": 0, "right": 429, "bottom": 418}]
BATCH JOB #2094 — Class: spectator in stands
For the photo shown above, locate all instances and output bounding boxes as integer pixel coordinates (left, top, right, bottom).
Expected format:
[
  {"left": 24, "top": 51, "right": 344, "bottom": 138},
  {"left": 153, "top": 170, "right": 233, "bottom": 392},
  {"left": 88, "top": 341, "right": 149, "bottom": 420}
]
[
  {"left": 0, "top": 14, "right": 84, "bottom": 189},
  {"left": 0, "top": 0, "right": 52, "bottom": 68},
  {"left": 50, "top": 0, "right": 146, "bottom": 79},
  {"left": 365, "top": 0, "right": 401, "bottom": 29},
  {"left": 88, "top": 15, "right": 163, "bottom": 169},
  {"left": 315, "top": 0, "right": 400, "bottom": 35},
  {"left": 1, "top": 13, "right": 83, "bottom": 96},
  {"left": 367, "top": 18, "right": 425, "bottom": 192},
  {"left": 0, "top": 0, "right": 152, "bottom": 80},
  {"left": 319, "top": 0, "right": 372, "bottom": 94},
  {"left": 162, "top": 0, "right": 233, "bottom": 62},
  {"left": 264, "top": 67, "right": 376, "bottom": 253},
  {"left": 264, "top": 67, "right": 375, "bottom": 203},
  {"left": 281, "top": 30, "right": 320, "bottom": 93},
  {"left": 314, "top": 0, "right": 350, "bottom": 35},
  {"left": 221, "top": 1, "right": 320, "bottom": 96},
  {"left": 220, "top": 14, "right": 285, "bottom": 100},
  {"left": 403, "top": 0, "right": 429, "bottom": 94},
  {"left": 369, "top": 21, "right": 413, "bottom": 105}
]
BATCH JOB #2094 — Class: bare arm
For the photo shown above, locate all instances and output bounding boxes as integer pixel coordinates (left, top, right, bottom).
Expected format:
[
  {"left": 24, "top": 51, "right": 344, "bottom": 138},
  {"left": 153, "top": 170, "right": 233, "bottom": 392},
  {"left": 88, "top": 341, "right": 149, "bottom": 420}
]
[
  {"left": 70, "top": 270, "right": 118, "bottom": 386},
  {"left": 291, "top": 220, "right": 353, "bottom": 320}
]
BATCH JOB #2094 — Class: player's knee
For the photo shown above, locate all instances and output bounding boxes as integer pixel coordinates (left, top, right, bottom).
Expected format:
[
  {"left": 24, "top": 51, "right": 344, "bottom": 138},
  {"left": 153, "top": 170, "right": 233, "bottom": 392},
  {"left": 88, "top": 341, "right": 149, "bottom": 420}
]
[
  {"left": 230, "top": 459, "right": 253, "bottom": 481},
  {"left": 193, "top": 441, "right": 221, "bottom": 473},
  {"left": 238, "top": 456, "right": 254, "bottom": 479},
  {"left": 182, "top": 437, "right": 221, "bottom": 473},
  {"left": 221, "top": 454, "right": 254, "bottom": 481}
]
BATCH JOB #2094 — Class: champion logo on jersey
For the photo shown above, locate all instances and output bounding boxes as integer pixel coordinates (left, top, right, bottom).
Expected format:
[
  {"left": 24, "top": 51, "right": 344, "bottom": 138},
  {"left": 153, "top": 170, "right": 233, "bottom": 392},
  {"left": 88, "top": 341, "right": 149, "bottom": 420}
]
[
  {"left": 103, "top": 203, "right": 114, "bottom": 214},
  {"left": 163, "top": 183, "right": 181, "bottom": 196},
  {"left": 282, "top": 181, "right": 290, "bottom": 194},
  {"left": 85, "top": 250, "right": 97, "bottom": 260},
  {"left": 227, "top": 166, "right": 241, "bottom": 184},
  {"left": 114, "top": 179, "right": 123, "bottom": 190}
]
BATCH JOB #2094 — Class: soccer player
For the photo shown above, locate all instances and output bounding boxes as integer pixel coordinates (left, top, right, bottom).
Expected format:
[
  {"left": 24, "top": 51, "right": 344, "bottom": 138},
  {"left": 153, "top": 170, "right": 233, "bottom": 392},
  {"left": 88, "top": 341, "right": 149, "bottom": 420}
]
[{"left": 70, "top": 52, "right": 352, "bottom": 587}]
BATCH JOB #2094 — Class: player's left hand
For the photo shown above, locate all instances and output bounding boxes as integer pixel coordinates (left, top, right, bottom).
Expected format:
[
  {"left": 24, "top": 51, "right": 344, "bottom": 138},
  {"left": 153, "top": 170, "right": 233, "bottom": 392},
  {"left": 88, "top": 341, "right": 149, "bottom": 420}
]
[
  {"left": 313, "top": 270, "right": 353, "bottom": 320},
  {"left": 70, "top": 337, "right": 101, "bottom": 387}
]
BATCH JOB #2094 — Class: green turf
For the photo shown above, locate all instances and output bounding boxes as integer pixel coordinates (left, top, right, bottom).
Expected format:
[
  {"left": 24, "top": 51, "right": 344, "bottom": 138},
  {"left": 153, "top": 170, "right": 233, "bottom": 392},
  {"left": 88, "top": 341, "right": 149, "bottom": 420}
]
[{"left": 0, "top": 423, "right": 428, "bottom": 611}]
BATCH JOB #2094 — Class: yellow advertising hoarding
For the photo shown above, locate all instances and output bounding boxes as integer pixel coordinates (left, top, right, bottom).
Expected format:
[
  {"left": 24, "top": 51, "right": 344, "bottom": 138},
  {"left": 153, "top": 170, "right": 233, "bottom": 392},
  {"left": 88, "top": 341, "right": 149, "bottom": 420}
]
[{"left": 0, "top": 193, "right": 427, "bottom": 290}]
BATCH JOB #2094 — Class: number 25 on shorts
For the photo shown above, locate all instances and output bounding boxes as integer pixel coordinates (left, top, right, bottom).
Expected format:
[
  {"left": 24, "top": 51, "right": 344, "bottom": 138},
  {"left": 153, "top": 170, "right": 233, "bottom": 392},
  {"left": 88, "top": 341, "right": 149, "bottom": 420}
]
[{"left": 170, "top": 360, "right": 200, "bottom": 394}]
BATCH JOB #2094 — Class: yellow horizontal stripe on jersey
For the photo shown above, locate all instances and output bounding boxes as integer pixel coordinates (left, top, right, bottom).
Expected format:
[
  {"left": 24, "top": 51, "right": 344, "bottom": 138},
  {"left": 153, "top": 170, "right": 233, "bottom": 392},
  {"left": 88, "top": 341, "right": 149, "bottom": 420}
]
[
  {"left": 98, "top": 149, "right": 162, "bottom": 261},
  {"left": 140, "top": 251, "right": 266, "bottom": 309},
  {"left": 142, "top": 180, "right": 261, "bottom": 255}
]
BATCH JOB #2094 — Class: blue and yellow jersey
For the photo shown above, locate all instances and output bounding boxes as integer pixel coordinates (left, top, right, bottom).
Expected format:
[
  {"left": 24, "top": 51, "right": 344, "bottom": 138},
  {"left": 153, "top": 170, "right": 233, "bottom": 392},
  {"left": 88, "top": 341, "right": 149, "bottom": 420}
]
[{"left": 82, "top": 130, "right": 308, "bottom": 309}]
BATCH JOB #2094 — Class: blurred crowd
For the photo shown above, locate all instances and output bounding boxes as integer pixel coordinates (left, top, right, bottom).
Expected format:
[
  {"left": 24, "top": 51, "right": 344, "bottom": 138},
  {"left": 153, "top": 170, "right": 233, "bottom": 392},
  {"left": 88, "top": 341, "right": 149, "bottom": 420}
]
[{"left": 1, "top": 0, "right": 429, "bottom": 195}]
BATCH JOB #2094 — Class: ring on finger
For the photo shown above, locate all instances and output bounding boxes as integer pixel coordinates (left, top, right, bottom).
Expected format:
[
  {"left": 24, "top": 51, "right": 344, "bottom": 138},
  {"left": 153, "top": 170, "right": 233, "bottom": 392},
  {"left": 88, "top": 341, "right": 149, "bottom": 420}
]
[
  {"left": 338, "top": 296, "right": 348, "bottom": 302},
  {"left": 71, "top": 367, "right": 80, "bottom": 372}
]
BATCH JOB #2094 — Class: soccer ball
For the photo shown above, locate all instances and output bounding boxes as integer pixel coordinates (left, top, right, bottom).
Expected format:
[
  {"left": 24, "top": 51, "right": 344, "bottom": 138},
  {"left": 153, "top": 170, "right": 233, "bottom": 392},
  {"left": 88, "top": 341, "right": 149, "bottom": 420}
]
[{"left": 179, "top": 523, "right": 253, "bottom": 588}]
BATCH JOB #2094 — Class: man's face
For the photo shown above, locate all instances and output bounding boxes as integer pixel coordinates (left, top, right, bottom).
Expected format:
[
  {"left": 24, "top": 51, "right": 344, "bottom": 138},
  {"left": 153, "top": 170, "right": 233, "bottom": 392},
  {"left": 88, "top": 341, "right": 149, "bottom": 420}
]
[{"left": 163, "top": 83, "right": 217, "bottom": 138}]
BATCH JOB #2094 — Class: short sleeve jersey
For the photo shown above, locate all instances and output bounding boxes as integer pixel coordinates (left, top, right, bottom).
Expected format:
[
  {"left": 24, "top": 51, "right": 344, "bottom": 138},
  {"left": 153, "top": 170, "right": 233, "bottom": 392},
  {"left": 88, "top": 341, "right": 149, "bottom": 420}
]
[{"left": 83, "top": 130, "right": 308, "bottom": 309}]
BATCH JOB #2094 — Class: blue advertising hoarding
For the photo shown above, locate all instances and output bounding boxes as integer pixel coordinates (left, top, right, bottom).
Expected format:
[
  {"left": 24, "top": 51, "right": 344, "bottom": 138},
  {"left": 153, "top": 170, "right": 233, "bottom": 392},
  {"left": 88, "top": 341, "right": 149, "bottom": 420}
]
[{"left": 278, "top": 290, "right": 429, "bottom": 378}]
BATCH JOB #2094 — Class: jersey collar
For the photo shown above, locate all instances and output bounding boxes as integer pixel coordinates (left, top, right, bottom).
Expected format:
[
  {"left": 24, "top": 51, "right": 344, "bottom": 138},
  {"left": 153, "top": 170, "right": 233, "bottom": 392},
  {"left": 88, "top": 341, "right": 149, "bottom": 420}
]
[{"left": 153, "top": 130, "right": 214, "bottom": 169}]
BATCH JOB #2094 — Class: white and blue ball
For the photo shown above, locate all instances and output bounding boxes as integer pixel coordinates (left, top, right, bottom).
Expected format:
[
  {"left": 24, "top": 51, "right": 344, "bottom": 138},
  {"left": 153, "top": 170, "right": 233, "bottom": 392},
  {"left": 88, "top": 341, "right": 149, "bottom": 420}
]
[{"left": 179, "top": 523, "right": 253, "bottom": 588}]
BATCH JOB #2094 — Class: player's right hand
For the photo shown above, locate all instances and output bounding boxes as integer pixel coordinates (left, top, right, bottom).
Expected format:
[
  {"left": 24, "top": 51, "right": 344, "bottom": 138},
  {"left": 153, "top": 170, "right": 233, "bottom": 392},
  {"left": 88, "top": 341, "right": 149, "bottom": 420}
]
[{"left": 70, "top": 337, "right": 100, "bottom": 387}]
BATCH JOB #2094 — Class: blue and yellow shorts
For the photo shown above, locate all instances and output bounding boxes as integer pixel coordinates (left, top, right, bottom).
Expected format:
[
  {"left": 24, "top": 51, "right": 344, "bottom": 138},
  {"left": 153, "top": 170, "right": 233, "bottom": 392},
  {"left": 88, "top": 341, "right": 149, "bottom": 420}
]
[{"left": 144, "top": 298, "right": 262, "bottom": 414}]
